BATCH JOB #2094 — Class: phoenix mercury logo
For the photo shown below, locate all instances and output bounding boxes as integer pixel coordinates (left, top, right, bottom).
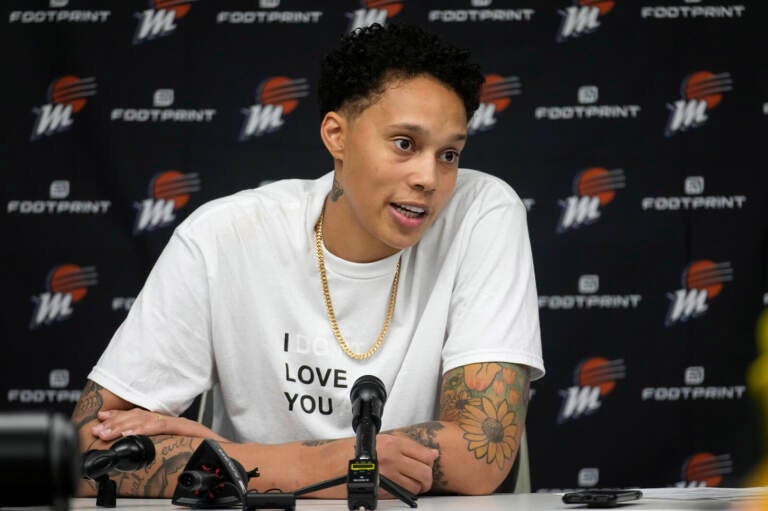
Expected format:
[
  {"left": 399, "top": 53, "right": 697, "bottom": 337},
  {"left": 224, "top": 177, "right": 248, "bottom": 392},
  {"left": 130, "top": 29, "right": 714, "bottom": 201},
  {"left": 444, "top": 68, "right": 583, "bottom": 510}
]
[
  {"left": 558, "top": 357, "right": 626, "bottom": 422},
  {"left": 557, "top": 167, "right": 625, "bottom": 233},
  {"left": 665, "top": 71, "right": 732, "bottom": 136},
  {"left": 240, "top": 77, "right": 309, "bottom": 140},
  {"left": 676, "top": 452, "right": 733, "bottom": 487},
  {"left": 665, "top": 260, "right": 733, "bottom": 326},
  {"left": 134, "top": 171, "right": 201, "bottom": 234},
  {"left": 347, "top": 0, "right": 403, "bottom": 33},
  {"left": 133, "top": 0, "right": 197, "bottom": 44},
  {"left": 31, "top": 76, "right": 97, "bottom": 141},
  {"left": 557, "top": 0, "right": 615, "bottom": 42},
  {"left": 30, "top": 264, "right": 98, "bottom": 329},
  {"left": 467, "top": 74, "right": 521, "bottom": 134}
]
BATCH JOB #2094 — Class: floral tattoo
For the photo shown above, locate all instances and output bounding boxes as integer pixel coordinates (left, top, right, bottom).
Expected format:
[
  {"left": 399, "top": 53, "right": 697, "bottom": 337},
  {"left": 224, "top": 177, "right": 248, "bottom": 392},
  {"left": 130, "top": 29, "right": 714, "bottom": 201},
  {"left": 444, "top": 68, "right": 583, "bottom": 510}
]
[{"left": 440, "top": 363, "right": 529, "bottom": 469}]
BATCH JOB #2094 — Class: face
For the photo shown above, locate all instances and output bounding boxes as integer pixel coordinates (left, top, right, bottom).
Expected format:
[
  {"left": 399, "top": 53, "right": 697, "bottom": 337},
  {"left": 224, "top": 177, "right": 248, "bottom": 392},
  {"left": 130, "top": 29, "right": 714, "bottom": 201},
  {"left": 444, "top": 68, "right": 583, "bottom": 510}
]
[{"left": 321, "top": 74, "right": 468, "bottom": 262}]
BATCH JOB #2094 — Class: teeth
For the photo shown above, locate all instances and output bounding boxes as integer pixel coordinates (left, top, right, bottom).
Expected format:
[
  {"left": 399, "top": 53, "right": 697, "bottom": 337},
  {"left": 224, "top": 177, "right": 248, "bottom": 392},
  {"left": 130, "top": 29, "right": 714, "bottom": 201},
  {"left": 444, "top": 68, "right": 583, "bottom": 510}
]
[{"left": 396, "top": 203, "right": 425, "bottom": 214}]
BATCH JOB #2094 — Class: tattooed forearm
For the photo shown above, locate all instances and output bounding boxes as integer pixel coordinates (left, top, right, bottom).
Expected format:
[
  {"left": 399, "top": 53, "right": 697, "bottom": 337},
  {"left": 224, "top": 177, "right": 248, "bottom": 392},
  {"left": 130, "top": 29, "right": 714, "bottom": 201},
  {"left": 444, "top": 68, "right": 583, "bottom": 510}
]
[
  {"left": 330, "top": 177, "right": 344, "bottom": 201},
  {"left": 302, "top": 439, "right": 337, "bottom": 446},
  {"left": 394, "top": 422, "right": 443, "bottom": 450},
  {"left": 144, "top": 451, "right": 192, "bottom": 497},
  {"left": 72, "top": 380, "right": 104, "bottom": 429},
  {"left": 392, "top": 422, "right": 447, "bottom": 490},
  {"left": 99, "top": 436, "right": 197, "bottom": 498}
]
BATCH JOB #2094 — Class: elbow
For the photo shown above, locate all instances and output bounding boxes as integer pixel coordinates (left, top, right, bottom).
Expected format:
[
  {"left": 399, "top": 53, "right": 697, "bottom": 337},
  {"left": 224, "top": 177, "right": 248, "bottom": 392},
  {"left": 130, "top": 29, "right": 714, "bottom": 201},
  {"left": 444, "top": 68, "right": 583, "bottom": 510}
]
[
  {"left": 447, "top": 464, "right": 510, "bottom": 496},
  {"left": 462, "top": 477, "right": 505, "bottom": 496}
]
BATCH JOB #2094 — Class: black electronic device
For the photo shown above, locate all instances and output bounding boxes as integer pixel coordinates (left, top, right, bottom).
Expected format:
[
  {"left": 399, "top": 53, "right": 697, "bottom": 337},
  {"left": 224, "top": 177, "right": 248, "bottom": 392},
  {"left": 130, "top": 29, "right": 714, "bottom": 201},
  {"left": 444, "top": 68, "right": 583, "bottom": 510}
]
[
  {"left": 0, "top": 411, "right": 80, "bottom": 511},
  {"left": 173, "top": 376, "right": 417, "bottom": 511},
  {"left": 350, "top": 374, "right": 386, "bottom": 460},
  {"left": 82, "top": 434, "right": 156, "bottom": 479},
  {"left": 172, "top": 439, "right": 295, "bottom": 511},
  {"left": 562, "top": 489, "right": 643, "bottom": 508},
  {"left": 293, "top": 375, "right": 417, "bottom": 511},
  {"left": 347, "top": 375, "right": 386, "bottom": 510},
  {"left": 82, "top": 434, "right": 156, "bottom": 508}
]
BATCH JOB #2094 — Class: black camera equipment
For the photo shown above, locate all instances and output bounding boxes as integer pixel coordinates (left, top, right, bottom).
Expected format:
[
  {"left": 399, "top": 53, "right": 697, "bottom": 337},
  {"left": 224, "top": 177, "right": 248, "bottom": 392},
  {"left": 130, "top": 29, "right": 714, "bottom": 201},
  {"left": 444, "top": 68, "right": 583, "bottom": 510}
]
[
  {"left": 173, "top": 375, "right": 416, "bottom": 511},
  {"left": 292, "top": 375, "right": 417, "bottom": 510},
  {"left": 82, "top": 434, "right": 156, "bottom": 508},
  {"left": 0, "top": 411, "right": 80, "bottom": 511},
  {"left": 172, "top": 439, "right": 295, "bottom": 511}
]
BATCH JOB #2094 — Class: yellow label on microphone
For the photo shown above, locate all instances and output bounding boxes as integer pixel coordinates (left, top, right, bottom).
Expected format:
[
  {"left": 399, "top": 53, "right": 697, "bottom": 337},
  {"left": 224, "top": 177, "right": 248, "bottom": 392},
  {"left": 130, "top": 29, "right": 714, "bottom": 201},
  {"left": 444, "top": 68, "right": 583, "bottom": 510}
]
[{"left": 350, "top": 462, "right": 376, "bottom": 471}]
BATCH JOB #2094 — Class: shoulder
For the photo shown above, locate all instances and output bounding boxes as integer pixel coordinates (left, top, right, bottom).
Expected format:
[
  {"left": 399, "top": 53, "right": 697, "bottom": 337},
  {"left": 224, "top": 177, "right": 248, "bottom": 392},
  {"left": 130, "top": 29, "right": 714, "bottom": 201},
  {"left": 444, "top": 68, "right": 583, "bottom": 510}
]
[
  {"left": 448, "top": 168, "right": 526, "bottom": 218},
  {"left": 175, "top": 174, "right": 330, "bottom": 239}
]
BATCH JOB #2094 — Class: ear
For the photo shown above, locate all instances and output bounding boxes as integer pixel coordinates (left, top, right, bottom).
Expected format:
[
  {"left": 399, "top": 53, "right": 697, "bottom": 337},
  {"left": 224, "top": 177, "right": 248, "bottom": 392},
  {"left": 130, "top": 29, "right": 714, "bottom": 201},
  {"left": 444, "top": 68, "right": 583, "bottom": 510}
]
[{"left": 320, "top": 111, "right": 346, "bottom": 161}]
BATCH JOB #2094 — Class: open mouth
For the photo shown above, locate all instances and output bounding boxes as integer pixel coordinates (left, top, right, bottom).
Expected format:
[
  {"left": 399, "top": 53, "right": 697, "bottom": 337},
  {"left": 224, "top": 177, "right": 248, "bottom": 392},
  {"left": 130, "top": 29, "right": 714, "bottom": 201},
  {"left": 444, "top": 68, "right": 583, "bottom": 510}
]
[{"left": 392, "top": 203, "right": 427, "bottom": 219}]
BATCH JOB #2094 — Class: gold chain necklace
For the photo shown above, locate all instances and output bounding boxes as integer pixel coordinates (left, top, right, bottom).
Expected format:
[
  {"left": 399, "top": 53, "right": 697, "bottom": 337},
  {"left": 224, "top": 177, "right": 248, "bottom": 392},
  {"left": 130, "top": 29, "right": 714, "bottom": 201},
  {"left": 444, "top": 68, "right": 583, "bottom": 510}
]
[{"left": 314, "top": 207, "right": 401, "bottom": 360}]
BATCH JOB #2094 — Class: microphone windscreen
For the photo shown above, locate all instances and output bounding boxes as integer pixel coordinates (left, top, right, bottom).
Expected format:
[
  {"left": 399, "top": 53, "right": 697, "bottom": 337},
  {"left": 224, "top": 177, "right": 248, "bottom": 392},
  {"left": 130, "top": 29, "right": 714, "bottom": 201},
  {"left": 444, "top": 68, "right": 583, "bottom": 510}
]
[
  {"left": 113, "top": 434, "right": 156, "bottom": 471},
  {"left": 350, "top": 375, "right": 387, "bottom": 405}
]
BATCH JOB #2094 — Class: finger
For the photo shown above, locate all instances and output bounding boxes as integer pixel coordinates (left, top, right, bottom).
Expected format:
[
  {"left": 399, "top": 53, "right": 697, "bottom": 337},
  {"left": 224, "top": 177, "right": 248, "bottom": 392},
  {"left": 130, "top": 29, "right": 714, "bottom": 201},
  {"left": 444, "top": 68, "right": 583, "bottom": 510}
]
[
  {"left": 97, "top": 410, "right": 117, "bottom": 420},
  {"left": 398, "top": 439, "right": 439, "bottom": 465},
  {"left": 94, "top": 411, "right": 131, "bottom": 432},
  {"left": 91, "top": 417, "right": 118, "bottom": 438},
  {"left": 97, "top": 410, "right": 153, "bottom": 438},
  {"left": 119, "top": 411, "right": 167, "bottom": 437},
  {"left": 391, "top": 453, "right": 434, "bottom": 493},
  {"left": 93, "top": 423, "right": 121, "bottom": 441}
]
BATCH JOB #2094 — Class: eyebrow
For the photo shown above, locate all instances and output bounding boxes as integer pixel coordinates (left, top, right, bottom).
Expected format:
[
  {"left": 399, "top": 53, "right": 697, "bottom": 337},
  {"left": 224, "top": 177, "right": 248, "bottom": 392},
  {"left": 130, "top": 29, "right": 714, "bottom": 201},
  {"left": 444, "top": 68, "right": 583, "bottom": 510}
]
[{"left": 387, "top": 123, "right": 467, "bottom": 142}]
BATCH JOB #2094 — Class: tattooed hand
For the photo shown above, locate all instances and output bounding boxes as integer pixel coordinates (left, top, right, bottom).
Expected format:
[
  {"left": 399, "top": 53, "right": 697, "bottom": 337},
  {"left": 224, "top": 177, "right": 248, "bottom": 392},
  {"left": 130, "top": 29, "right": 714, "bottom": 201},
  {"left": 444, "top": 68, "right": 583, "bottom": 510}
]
[
  {"left": 70, "top": 381, "right": 205, "bottom": 498},
  {"left": 375, "top": 433, "right": 439, "bottom": 496},
  {"left": 91, "top": 408, "right": 173, "bottom": 441},
  {"left": 92, "top": 408, "right": 228, "bottom": 443}
]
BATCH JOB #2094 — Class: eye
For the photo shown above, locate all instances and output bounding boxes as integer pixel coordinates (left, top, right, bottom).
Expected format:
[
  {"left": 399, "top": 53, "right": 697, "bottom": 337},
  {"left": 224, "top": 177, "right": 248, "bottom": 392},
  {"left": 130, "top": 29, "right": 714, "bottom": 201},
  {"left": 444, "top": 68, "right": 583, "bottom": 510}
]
[
  {"left": 441, "top": 150, "right": 460, "bottom": 164},
  {"left": 394, "top": 138, "right": 413, "bottom": 152}
]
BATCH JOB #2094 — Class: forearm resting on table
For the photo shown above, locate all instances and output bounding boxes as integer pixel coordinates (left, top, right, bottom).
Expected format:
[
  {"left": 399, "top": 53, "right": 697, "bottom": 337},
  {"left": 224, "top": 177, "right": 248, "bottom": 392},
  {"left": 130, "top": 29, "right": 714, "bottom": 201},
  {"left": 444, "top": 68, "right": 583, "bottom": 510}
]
[
  {"left": 71, "top": 391, "right": 395, "bottom": 498},
  {"left": 72, "top": 360, "right": 529, "bottom": 498},
  {"left": 76, "top": 431, "right": 409, "bottom": 499},
  {"left": 197, "top": 420, "right": 517, "bottom": 497},
  {"left": 387, "top": 420, "right": 518, "bottom": 495},
  {"left": 75, "top": 433, "right": 350, "bottom": 498},
  {"left": 76, "top": 419, "right": 514, "bottom": 498}
]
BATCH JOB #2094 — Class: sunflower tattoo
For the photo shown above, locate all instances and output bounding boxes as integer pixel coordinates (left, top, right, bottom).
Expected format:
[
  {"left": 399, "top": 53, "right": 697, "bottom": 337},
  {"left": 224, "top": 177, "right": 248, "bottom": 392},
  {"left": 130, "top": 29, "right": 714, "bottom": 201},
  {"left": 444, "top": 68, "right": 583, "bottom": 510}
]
[
  {"left": 460, "top": 397, "right": 517, "bottom": 468},
  {"left": 440, "top": 362, "right": 529, "bottom": 470}
]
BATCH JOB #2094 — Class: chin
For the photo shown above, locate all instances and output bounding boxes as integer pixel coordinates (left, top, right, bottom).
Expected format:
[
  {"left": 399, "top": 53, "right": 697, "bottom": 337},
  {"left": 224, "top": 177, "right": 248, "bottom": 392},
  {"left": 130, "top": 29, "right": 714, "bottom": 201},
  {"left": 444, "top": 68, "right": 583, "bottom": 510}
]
[{"left": 387, "top": 234, "right": 423, "bottom": 252}]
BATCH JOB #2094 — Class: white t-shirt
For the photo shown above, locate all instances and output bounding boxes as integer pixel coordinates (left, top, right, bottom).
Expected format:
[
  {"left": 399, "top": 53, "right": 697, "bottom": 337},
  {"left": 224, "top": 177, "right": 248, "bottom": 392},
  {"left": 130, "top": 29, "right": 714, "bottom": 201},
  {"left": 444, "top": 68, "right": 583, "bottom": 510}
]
[{"left": 89, "top": 169, "right": 544, "bottom": 443}]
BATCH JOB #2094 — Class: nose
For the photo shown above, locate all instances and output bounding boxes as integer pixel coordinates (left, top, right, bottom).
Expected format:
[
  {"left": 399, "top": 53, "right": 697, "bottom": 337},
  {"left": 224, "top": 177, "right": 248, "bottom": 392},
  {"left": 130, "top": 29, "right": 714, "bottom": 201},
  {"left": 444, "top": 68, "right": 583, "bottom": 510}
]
[{"left": 408, "top": 155, "right": 438, "bottom": 193}]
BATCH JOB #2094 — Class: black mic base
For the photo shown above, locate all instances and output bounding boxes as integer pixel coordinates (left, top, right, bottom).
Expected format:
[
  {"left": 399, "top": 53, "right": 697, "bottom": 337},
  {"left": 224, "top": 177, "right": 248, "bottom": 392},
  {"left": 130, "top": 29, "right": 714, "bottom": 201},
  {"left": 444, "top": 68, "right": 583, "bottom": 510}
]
[
  {"left": 292, "top": 461, "right": 417, "bottom": 510},
  {"left": 292, "top": 475, "right": 346, "bottom": 497},
  {"left": 94, "top": 475, "right": 116, "bottom": 508},
  {"left": 379, "top": 476, "right": 417, "bottom": 508}
]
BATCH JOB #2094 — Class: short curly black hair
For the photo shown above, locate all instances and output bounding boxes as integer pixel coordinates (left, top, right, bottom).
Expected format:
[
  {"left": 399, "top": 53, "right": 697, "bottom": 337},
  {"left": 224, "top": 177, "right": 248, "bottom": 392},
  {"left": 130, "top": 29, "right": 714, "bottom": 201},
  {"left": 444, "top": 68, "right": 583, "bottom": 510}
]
[{"left": 318, "top": 23, "right": 484, "bottom": 120}]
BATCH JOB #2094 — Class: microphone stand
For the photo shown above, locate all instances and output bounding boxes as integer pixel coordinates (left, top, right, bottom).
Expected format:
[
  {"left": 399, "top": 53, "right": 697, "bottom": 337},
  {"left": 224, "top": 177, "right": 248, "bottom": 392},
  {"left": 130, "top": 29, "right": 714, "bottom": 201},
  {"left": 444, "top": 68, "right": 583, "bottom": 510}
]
[
  {"left": 94, "top": 475, "right": 116, "bottom": 508},
  {"left": 293, "top": 414, "right": 417, "bottom": 510},
  {"left": 82, "top": 435, "right": 156, "bottom": 508},
  {"left": 292, "top": 463, "right": 416, "bottom": 509}
]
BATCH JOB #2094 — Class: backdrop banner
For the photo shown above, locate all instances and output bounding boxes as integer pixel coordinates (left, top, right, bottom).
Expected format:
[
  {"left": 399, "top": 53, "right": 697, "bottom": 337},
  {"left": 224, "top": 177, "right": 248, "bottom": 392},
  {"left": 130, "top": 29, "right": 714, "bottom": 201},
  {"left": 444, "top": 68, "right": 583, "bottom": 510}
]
[{"left": 3, "top": 0, "right": 766, "bottom": 491}]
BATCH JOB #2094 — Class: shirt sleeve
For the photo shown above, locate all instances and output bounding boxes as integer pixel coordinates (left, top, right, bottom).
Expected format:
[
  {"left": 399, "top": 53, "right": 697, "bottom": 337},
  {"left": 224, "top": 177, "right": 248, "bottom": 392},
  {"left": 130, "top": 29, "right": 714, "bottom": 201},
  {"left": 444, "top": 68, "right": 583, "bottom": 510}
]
[
  {"left": 442, "top": 200, "right": 545, "bottom": 381},
  {"left": 88, "top": 227, "right": 214, "bottom": 415}
]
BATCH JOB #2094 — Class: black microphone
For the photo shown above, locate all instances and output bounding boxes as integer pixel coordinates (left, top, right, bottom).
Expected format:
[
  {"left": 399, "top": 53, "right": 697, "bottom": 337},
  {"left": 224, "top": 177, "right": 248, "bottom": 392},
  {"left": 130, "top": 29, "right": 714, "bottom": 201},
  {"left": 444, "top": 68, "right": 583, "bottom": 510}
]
[
  {"left": 82, "top": 435, "right": 156, "bottom": 479},
  {"left": 291, "top": 375, "right": 413, "bottom": 510},
  {"left": 350, "top": 375, "right": 387, "bottom": 460}
]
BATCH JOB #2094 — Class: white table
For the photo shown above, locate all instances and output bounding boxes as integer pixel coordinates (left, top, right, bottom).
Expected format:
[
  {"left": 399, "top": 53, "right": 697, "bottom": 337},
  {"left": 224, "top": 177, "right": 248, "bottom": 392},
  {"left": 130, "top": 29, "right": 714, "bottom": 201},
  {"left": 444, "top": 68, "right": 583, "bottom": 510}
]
[{"left": 64, "top": 493, "right": 745, "bottom": 511}]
